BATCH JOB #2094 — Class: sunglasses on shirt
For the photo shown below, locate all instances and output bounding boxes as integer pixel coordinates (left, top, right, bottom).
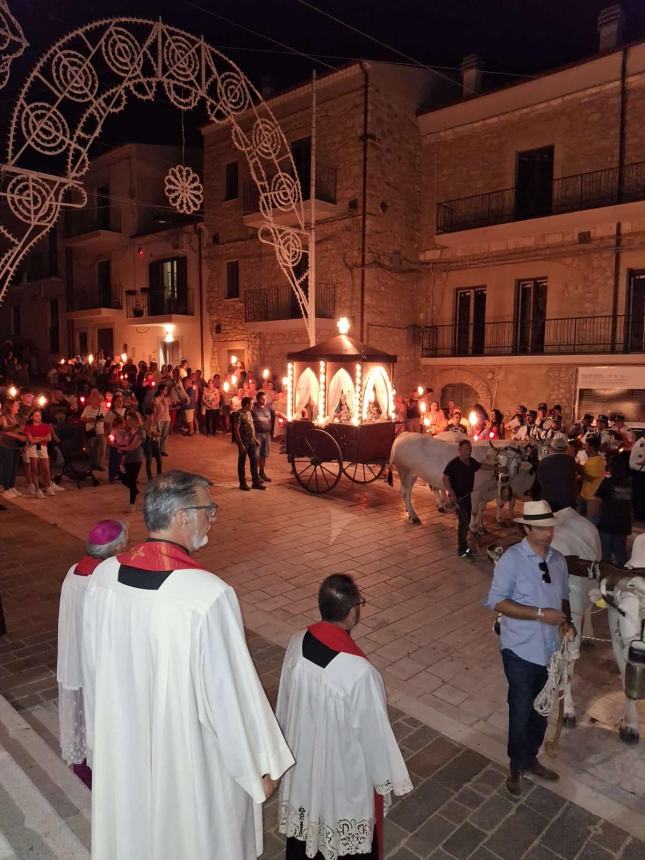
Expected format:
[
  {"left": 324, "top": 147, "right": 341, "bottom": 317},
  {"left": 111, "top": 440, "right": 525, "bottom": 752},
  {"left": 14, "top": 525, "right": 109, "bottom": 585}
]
[{"left": 538, "top": 561, "right": 551, "bottom": 584}]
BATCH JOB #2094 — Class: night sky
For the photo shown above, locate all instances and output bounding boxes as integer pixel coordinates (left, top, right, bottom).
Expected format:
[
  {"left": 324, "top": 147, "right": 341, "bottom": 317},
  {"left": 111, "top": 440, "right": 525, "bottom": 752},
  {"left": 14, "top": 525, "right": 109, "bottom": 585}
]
[{"left": 3, "top": 0, "right": 645, "bottom": 150}]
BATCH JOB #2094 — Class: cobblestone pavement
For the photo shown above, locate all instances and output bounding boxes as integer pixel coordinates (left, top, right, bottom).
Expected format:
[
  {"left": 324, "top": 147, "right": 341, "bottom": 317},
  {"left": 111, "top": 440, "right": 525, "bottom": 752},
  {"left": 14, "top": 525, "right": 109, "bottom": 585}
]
[{"left": 0, "top": 431, "right": 643, "bottom": 858}]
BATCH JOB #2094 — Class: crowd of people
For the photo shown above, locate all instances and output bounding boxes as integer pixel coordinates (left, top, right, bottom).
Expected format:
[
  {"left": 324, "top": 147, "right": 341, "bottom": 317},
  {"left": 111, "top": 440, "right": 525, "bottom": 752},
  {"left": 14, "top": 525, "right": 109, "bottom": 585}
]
[{"left": 0, "top": 351, "right": 290, "bottom": 511}]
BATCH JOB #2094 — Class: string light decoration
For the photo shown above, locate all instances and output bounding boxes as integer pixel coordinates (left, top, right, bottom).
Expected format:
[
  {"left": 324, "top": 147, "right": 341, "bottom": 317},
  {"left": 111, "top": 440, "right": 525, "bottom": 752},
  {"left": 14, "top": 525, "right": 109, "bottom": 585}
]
[
  {"left": 287, "top": 362, "right": 294, "bottom": 421},
  {"left": 164, "top": 164, "right": 203, "bottom": 214},
  {"left": 0, "top": 1, "right": 28, "bottom": 90},
  {"left": 0, "top": 17, "right": 311, "bottom": 333},
  {"left": 317, "top": 360, "right": 326, "bottom": 422}
]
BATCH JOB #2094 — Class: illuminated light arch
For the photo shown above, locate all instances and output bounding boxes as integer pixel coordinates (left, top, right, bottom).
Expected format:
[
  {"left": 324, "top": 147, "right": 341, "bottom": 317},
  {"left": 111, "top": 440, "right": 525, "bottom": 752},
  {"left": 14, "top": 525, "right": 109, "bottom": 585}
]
[
  {"left": 0, "top": 17, "right": 312, "bottom": 337},
  {"left": 362, "top": 365, "right": 395, "bottom": 421},
  {"left": 0, "top": 1, "right": 28, "bottom": 90}
]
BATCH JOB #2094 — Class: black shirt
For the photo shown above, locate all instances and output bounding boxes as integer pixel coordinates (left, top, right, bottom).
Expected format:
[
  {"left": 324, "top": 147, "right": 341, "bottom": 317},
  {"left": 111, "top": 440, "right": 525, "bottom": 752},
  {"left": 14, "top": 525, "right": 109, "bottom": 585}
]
[
  {"left": 596, "top": 476, "right": 632, "bottom": 535},
  {"left": 537, "top": 453, "right": 577, "bottom": 513},
  {"left": 443, "top": 456, "right": 481, "bottom": 497}
]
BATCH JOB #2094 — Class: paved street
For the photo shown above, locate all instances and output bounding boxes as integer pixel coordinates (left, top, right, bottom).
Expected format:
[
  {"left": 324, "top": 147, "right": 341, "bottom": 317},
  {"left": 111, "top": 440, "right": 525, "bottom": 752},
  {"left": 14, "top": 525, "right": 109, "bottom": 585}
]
[{"left": 0, "top": 431, "right": 643, "bottom": 858}]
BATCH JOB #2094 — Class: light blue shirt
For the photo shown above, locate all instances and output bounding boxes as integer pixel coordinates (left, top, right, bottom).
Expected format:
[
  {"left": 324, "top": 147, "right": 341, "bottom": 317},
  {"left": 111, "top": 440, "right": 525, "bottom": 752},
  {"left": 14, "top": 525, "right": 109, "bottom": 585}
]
[{"left": 484, "top": 538, "right": 569, "bottom": 666}]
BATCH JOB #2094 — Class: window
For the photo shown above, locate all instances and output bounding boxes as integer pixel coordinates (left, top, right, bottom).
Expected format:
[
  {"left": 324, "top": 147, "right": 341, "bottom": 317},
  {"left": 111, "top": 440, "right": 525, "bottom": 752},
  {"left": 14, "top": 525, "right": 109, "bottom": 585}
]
[
  {"left": 515, "top": 147, "right": 554, "bottom": 219},
  {"left": 224, "top": 162, "right": 238, "bottom": 200},
  {"left": 97, "top": 260, "right": 111, "bottom": 306},
  {"left": 149, "top": 256, "right": 188, "bottom": 315},
  {"left": 49, "top": 299, "right": 60, "bottom": 352},
  {"left": 226, "top": 260, "right": 240, "bottom": 299},
  {"left": 79, "top": 330, "right": 88, "bottom": 355},
  {"left": 12, "top": 305, "right": 21, "bottom": 336},
  {"left": 516, "top": 278, "right": 547, "bottom": 354},
  {"left": 626, "top": 270, "right": 645, "bottom": 353},
  {"left": 455, "top": 287, "right": 486, "bottom": 355},
  {"left": 291, "top": 136, "right": 312, "bottom": 196}
]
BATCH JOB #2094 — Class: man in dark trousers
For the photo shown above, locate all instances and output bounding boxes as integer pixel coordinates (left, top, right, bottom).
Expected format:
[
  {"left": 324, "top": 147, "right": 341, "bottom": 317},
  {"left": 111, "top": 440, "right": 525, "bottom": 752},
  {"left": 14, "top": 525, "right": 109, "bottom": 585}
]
[
  {"left": 485, "top": 500, "right": 575, "bottom": 797},
  {"left": 443, "top": 438, "right": 480, "bottom": 560}
]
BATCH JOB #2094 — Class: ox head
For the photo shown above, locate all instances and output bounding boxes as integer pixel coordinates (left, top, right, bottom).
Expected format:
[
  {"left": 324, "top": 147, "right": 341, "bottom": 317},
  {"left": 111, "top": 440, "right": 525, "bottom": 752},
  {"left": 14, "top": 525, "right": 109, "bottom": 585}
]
[
  {"left": 494, "top": 445, "right": 525, "bottom": 502},
  {"left": 629, "top": 436, "right": 645, "bottom": 472}
]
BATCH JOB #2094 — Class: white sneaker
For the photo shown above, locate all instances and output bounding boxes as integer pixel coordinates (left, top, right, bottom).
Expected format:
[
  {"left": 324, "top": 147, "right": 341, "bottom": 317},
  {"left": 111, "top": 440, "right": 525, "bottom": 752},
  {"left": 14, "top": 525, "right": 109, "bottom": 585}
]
[
  {"left": 51, "top": 482, "right": 66, "bottom": 492},
  {"left": 36, "top": 489, "right": 45, "bottom": 499},
  {"left": 128, "top": 503, "right": 136, "bottom": 513},
  {"left": 2, "top": 488, "right": 17, "bottom": 500},
  {"left": 24, "top": 484, "right": 36, "bottom": 496},
  {"left": 45, "top": 486, "right": 56, "bottom": 497}
]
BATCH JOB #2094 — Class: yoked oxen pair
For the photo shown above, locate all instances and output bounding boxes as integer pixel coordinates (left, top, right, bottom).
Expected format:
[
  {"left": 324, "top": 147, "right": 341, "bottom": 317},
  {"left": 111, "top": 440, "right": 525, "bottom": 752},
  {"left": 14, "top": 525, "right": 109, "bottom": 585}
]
[{"left": 387, "top": 430, "right": 533, "bottom": 527}]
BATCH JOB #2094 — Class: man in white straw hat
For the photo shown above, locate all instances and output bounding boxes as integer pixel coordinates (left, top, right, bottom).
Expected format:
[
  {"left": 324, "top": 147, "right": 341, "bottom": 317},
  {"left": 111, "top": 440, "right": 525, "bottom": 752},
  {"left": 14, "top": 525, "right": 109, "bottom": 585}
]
[{"left": 485, "top": 500, "right": 575, "bottom": 797}]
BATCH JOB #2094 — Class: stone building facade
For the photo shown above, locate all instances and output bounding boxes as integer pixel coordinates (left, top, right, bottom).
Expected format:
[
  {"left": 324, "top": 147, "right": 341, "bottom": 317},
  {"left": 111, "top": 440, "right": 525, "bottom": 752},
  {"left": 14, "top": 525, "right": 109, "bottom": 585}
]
[
  {"left": 201, "top": 62, "right": 447, "bottom": 392},
  {"left": 417, "top": 26, "right": 645, "bottom": 424}
]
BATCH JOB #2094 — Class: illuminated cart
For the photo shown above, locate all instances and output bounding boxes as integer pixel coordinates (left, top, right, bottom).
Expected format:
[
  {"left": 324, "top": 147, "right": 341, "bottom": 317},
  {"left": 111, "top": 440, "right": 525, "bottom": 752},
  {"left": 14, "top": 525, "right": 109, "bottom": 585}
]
[{"left": 285, "top": 322, "right": 397, "bottom": 493}]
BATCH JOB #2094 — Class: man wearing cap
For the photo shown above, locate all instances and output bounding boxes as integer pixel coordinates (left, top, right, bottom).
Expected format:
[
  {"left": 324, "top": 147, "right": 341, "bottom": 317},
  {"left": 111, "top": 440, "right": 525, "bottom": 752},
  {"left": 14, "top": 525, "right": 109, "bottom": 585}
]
[
  {"left": 485, "top": 500, "right": 574, "bottom": 796},
  {"left": 537, "top": 433, "right": 577, "bottom": 513},
  {"left": 513, "top": 409, "right": 539, "bottom": 442},
  {"left": 505, "top": 405, "right": 527, "bottom": 436},
  {"left": 57, "top": 519, "right": 129, "bottom": 787},
  {"left": 610, "top": 413, "right": 635, "bottom": 451},
  {"left": 595, "top": 414, "right": 614, "bottom": 451}
]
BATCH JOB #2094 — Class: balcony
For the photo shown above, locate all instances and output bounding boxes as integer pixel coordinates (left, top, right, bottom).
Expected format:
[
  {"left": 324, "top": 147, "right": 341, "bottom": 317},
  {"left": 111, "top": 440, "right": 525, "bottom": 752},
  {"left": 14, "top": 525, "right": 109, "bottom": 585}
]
[
  {"left": 65, "top": 289, "right": 122, "bottom": 320},
  {"left": 245, "top": 283, "right": 335, "bottom": 326},
  {"left": 421, "top": 314, "right": 644, "bottom": 359},
  {"left": 125, "top": 288, "right": 194, "bottom": 324},
  {"left": 242, "top": 165, "right": 338, "bottom": 228},
  {"left": 64, "top": 205, "right": 123, "bottom": 250},
  {"left": 435, "top": 161, "right": 645, "bottom": 244}
]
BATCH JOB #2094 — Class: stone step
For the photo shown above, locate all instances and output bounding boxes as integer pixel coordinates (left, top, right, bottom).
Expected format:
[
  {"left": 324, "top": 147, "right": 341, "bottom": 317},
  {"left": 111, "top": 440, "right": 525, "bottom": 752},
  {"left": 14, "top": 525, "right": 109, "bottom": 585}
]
[{"left": 0, "top": 695, "right": 90, "bottom": 859}]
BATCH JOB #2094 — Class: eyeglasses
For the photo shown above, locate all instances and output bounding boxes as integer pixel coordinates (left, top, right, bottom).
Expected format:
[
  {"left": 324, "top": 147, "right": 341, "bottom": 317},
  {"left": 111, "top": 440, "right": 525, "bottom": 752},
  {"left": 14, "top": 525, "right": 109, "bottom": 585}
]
[
  {"left": 182, "top": 503, "right": 218, "bottom": 520},
  {"left": 538, "top": 561, "right": 551, "bottom": 584},
  {"left": 353, "top": 597, "right": 367, "bottom": 608}
]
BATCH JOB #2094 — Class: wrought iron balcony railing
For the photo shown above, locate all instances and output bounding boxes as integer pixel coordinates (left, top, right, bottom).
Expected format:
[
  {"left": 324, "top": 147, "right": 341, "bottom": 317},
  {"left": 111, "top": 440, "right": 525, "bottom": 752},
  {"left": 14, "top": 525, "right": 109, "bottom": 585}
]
[
  {"left": 436, "top": 160, "right": 645, "bottom": 233},
  {"left": 65, "top": 205, "right": 122, "bottom": 237},
  {"left": 126, "top": 288, "right": 194, "bottom": 318},
  {"left": 243, "top": 165, "right": 337, "bottom": 215},
  {"left": 421, "top": 314, "right": 643, "bottom": 357},
  {"left": 245, "top": 283, "right": 335, "bottom": 323}
]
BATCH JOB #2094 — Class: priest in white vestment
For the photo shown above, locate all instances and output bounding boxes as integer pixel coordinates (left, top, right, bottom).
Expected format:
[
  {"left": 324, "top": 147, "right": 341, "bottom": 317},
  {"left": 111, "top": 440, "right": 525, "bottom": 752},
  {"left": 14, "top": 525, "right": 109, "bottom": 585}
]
[
  {"left": 57, "top": 519, "right": 129, "bottom": 786},
  {"left": 81, "top": 471, "right": 294, "bottom": 860},
  {"left": 276, "top": 574, "right": 413, "bottom": 860}
]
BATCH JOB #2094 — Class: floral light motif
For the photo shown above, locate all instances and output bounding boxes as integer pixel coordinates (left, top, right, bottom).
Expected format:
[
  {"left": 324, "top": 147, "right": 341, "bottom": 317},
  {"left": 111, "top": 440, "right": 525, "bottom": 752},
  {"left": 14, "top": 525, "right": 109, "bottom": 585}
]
[
  {"left": 0, "top": 17, "right": 312, "bottom": 340},
  {"left": 0, "top": 0, "right": 28, "bottom": 90},
  {"left": 164, "top": 164, "right": 203, "bottom": 215}
]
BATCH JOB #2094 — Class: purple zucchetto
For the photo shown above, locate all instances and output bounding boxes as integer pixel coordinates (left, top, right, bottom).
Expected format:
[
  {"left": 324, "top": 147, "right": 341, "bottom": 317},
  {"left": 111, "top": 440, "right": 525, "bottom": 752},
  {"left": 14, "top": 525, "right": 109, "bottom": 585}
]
[{"left": 88, "top": 519, "right": 124, "bottom": 546}]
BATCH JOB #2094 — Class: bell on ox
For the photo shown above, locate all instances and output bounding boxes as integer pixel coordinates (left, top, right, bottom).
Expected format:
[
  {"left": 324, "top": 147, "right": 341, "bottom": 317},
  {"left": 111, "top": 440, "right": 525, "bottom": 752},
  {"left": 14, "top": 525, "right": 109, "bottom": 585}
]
[{"left": 625, "top": 635, "right": 645, "bottom": 701}]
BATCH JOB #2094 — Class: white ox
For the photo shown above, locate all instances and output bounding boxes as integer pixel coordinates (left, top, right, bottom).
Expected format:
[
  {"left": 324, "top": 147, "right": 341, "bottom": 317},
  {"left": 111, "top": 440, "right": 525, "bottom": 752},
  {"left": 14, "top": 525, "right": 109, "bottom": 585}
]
[
  {"left": 550, "top": 507, "right": 601, "bottom": 728},
  {"left": 629, "top": 435, "right": 645, "bottom": 471},
  {"left": 551, "top": 513, "right": 644, "bottom": 744},
  {"left": 470, "top": 445, "right": 535, "bottom": 534},
  {"left": 387, "top": 431, "right": 500, "bottom": 524}
]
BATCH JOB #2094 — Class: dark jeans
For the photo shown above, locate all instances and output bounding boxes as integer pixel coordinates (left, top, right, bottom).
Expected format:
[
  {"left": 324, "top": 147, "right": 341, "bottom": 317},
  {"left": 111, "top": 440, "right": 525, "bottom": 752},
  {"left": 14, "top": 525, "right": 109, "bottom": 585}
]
[
  {"left": 286, "top": 834, "right": 377, "bottom": 860},
  {"left": 120, "top": 461, "right": 141, "bottom": 504},
  {"left": 108, "top": 446, "right": 121, "bottom": 482},
  {"left": 501, "top": 648, "right": 548, "bottom": 773},
  {"left": 143, "top": 439, "right": 162, "bottom": 480},
  {"left": 237, "top": 440, "right": 259, "bottom": 486},
  {"left": 456, "top": 495, "right": 472, "bottom": 554},
  {"left": 599, "top": 530, "right": 628, "bottom": 567},
  {"left": 205, "top": 409, "right": 219, "bottom": 435},
  {"left": 0, "top": 446, "right": 19, "bottom": 491}
]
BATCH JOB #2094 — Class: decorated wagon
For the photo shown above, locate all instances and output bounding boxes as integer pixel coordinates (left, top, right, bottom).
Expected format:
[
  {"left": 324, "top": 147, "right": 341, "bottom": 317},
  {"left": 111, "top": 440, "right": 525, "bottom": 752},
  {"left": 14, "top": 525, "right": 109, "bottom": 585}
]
[{"left": 284, "top": 320, "right": 397, "bottom": 493}]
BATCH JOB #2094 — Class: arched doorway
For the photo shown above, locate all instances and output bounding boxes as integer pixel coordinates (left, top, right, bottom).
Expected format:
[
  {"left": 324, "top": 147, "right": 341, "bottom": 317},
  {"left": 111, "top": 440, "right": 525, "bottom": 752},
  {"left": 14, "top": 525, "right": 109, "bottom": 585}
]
[
  {"left": 440, "top": 383, "right": 480, "bottom": 413},
  {"left": 0, "top": 17, "right": 312, "bottom": 334}
]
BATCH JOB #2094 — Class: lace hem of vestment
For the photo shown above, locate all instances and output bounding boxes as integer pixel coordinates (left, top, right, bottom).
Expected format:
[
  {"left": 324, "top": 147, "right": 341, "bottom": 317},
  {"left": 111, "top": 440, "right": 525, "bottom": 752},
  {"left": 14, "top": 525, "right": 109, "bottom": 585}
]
[{"left": 278, "top": 803, "right": 374, "bottom": 860}]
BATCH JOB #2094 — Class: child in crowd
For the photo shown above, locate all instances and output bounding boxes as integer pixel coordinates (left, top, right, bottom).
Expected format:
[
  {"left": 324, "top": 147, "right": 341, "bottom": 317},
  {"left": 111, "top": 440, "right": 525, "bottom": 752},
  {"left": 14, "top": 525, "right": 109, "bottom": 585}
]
[
  {"left": 24, "top": 408, "right": 53, "bottom": 498},
  {"left": 143, "top": 407, "right": 162, "bottom": 480}
]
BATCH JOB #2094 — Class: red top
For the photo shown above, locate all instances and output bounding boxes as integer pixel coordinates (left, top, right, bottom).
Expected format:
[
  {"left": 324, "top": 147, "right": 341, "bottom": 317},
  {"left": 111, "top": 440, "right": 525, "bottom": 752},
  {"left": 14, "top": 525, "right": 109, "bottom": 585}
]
[
  {"left": 75, "top": 556, "right": 102, "bottom": 576},
  {"left": 27, "top": 423, "right": 51, "bottom": 439},
  {"left": 117, "top": 539, "right": 206, "bottom": 571}
]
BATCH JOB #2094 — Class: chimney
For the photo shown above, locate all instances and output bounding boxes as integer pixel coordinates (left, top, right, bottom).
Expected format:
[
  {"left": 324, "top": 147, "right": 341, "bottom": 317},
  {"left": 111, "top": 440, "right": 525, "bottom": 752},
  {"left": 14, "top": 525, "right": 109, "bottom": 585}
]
[
  {"left": 460, "top": 54, "right": 483, "bottom": 98},
  {"left": 597, "top": 4, "right": 625, "bottom": 53}
]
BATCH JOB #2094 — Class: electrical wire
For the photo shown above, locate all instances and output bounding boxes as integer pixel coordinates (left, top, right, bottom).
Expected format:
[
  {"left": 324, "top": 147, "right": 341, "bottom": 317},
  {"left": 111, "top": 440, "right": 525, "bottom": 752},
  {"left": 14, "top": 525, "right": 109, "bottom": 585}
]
[
  {"left": 293, "top": 0, "right": 474, "bottom": 95},
  {"left": 182, "top": 0, "right": 337, "bottom": 71}
]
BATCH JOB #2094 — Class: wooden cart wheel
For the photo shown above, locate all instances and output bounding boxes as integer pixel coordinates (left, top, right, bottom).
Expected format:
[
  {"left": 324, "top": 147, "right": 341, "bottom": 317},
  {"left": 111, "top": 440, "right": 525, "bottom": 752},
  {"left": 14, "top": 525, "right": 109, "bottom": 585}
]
[
  {"left": 291, "top": 428, "right": 343, "bottom": 493},
  {"left": 343, "top": 462, "right": 385, "bottom": 484}
]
